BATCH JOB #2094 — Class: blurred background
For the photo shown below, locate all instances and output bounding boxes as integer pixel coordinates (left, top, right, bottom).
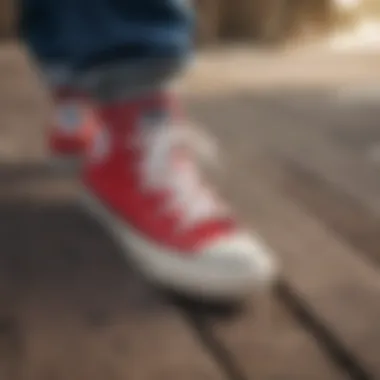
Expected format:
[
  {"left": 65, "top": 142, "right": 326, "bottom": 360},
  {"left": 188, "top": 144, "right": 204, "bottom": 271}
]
[{"left": 1, "top": 0, "right": 380, "bottom": 46}]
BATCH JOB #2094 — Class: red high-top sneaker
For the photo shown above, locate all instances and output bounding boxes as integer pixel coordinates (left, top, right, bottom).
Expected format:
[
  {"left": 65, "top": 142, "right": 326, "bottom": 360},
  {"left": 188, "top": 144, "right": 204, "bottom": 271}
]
[
  {"left": 81, "top": 92, "right": 277, "bottom": 300},
  {"left": 48, "top": 89, "right": 98, "bottom": 169}
]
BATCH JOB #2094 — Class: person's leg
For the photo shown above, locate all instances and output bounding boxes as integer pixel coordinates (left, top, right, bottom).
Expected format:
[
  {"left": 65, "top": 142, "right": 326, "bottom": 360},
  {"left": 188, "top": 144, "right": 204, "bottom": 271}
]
[
  {"left": 21, "top": 0, "right": 277, "bottom": 300},
  {"left": 20, "top": 0, "right": 194, "bottom": 163},
  {"left": 20, "top": 0, "right": 193, "bottom": 82}
]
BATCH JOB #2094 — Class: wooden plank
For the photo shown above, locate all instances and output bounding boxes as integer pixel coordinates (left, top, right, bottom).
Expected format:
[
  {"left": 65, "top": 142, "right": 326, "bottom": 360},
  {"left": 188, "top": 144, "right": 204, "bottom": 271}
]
[
  {"left": 219, "top": 150, "right": 380, "bottom": 378},
  {"left": 279, "top": 161, "right": 380, "bottom": 266},
  {"left": 0, "top": 193, "right": 225, "bottom": 380},
  {"left": 202, "top": 295, "right": 346, "bottom": 380},
  {"left": 192, "top": 91, "right": 380, "bottom": 219},
  {"left": 249, "top": 93, "right": 380, "bottom": 217}
]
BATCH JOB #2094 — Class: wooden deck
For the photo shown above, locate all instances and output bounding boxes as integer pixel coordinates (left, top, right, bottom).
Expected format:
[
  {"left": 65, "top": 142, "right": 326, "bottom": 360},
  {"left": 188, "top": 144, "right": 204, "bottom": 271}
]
[{"left": 1, "top": 43, "right": 380, "bottom": 380}]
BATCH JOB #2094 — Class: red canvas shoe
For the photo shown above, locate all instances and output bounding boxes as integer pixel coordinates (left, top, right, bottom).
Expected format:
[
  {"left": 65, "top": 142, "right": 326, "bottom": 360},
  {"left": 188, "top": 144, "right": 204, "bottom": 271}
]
[
  {"left": 48, "top": 89, "right": 98, "bottom": 169},
  {"left": 81, "top": 91, "right": 277, "bottom": 300}
]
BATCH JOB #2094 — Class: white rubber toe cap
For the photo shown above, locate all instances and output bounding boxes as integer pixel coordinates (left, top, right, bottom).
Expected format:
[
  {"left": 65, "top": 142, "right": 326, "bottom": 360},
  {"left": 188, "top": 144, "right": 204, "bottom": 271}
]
[
  {"left": 160, "top": 232, "right": 278, "bottom": 301},
  {"left": 192, "top": 232, "right": 278, "bottom": 297},
  {"left": 200, "top": 232, "right": 277, "bottom": 284}
]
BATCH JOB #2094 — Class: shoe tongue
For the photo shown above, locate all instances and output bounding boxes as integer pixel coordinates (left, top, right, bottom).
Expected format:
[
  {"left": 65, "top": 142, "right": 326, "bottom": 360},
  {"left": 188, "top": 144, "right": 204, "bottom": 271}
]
[
  {"left": 138, "top": 106, "right": 226, "bottom": 224},
  {"left": 142, "top": 117, "right": 198, "bottom": 192}
]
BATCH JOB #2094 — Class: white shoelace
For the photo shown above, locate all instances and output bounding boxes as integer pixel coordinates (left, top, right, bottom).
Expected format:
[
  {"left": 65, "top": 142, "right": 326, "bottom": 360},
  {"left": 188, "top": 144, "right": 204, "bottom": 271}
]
[{"left": 138, "top": 124, "right": 227, "bottom": 228}]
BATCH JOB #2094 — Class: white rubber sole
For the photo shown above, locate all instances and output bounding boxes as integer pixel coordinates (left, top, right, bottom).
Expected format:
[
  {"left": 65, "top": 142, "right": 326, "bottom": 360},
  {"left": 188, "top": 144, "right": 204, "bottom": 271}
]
[{"left": 80, "top": 189, "right": 277, "bottom": 301}]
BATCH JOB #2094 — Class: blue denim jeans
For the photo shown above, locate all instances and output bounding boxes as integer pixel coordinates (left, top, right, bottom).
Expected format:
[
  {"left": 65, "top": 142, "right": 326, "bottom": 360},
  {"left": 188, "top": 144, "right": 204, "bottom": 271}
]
[{"left": 20, "top": 0, "right": 194, "bottom": 73}]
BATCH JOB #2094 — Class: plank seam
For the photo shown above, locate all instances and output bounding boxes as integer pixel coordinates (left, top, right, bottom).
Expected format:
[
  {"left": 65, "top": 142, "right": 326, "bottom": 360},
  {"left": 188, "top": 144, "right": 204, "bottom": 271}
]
[
  {"left": 178, "top": 303, "right": 248, "bottom": 380},
  {"left": 276, "top": 280, "right": 372, "bottom": 380}
]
